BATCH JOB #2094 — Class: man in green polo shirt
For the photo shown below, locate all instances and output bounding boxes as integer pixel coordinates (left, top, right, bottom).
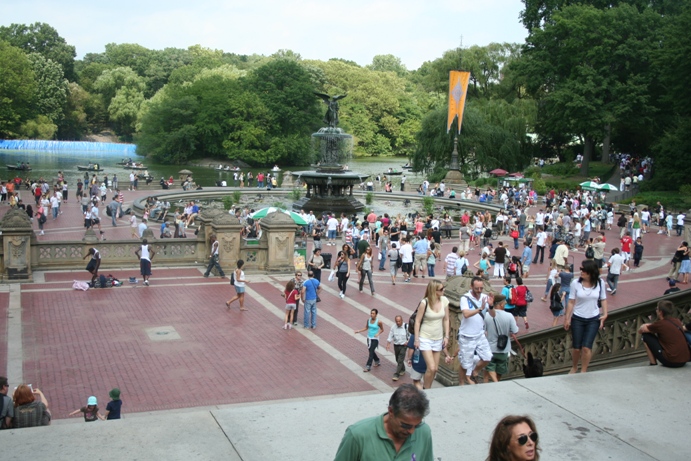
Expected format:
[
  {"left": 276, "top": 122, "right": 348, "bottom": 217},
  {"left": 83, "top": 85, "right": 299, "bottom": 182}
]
[{"left": 333, "top": 384, "right": 434, "bottom": 461}]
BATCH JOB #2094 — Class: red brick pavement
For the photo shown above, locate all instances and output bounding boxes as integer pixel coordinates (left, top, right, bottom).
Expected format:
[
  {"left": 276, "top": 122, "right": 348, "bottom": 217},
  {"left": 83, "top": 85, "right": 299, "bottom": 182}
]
[{"left": 3, "top": 188, "right": 688, "bottom": 418}]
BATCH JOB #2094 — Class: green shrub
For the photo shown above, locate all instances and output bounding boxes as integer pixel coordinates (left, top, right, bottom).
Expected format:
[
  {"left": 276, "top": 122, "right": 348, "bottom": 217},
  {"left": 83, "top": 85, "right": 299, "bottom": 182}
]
[
  {"left": 533, "top": 177, "right": 547, "bottom": 195},
  {"left": 289, "top": 188, "right": 302, "bottom": 201},
  {"left": 680, "top": 185, "right": 691, "bottom": 196},
  {"left": 272, "top": 201, "right": 285, "bottom": 209},
  {"left": 365, "top": 192, "right": 374, "bottom": 205},
  {"left": 524, "top": 166, "right": 541, "bottom": 178},
  {"left": 540, "top": 162, "right": 579, "bottom": 176},
  {"left": 232, "top": 190, "right": 242, "bottom": 204},
  {"left": 422, "top": 196, "right": 435, "bottom": 215},
  {"left": 222, "top": 196, "right": 233, "bottom": 210}
]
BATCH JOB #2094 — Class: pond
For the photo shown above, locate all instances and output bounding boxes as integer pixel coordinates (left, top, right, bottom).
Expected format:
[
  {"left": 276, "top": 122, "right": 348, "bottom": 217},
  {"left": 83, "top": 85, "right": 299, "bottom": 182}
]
[{"left": 0, "top": 149, "right": 422, "bottom": 190}]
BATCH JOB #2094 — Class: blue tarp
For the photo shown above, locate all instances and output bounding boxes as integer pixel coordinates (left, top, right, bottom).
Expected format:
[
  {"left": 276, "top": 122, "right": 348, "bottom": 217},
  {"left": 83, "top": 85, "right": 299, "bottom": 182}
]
[{"left": 0, "top": 140, "right": 136, "bottom": 153}]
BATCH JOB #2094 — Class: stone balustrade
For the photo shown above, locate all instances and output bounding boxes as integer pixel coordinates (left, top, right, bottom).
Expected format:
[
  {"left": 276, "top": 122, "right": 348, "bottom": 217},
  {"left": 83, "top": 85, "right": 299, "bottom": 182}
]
[{"left": 436, "top": 278, "right": 691, "bottom": 385}]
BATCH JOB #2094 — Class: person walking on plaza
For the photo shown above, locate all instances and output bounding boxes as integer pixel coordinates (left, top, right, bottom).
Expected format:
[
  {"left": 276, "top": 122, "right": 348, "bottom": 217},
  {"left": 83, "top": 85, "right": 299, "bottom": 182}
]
[
  {"left": 226, "top": 260, "right": 249, "bottom": 311},
  {"left": 564, "top": 260, "right": 608, "bottom": 373},
  {"left": 333, "top": 384, "right": 433, "bottom": 461},
  {"left": 301, "top": 270, "right": 320, "bottom": 329},
  {"left": 606, "top": 248, "right": 629, "bottom": 295},
  {"left": 357, "top": 246, "right": 376, "bottom": 295},
  {"left": 638, "top": 300, "right": 690, "bottom": 367},
  {"left": 134, "top": 239, "right": 155, "bottom": 286},
  {"left": 335, "top": 249, "right": 351, "bottom": 299},
  {"left": 386, "top": 315, "right": 409, "bottom": 381},
  {"left": 355, "top": 309, "right": 384, "bottom": 372},
  {"left": 456, "top": 277, "right": 493, "bottom": 385},
  {"left": 203, "top": 234, "right": 226, "bottom": 278},
  {"left": 413, "top": 280, "right": 450, "bottom": 389},
  {"left": 483, "top": 294, "right": 519, "bottom": 383},
  {"left": 532, "top": 227, "right": 547, "bottom": 264}
]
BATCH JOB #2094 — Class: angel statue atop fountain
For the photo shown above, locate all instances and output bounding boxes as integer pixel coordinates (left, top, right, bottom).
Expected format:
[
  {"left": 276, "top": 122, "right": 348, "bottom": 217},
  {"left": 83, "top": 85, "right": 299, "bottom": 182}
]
[{"left": 314, "top": 92, "right": 347, "bottom": 128}]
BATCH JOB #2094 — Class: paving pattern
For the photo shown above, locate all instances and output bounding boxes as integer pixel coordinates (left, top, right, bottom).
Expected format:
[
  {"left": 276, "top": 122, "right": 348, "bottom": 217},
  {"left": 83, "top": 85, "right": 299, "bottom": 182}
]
[{"left": 0, "top": 189, "right": 685, "bottom": 419}]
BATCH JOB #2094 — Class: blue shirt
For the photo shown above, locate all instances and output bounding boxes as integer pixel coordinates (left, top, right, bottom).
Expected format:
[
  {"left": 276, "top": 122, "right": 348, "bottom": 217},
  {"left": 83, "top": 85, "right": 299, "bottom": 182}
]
[
  {"left": 413, "top": 239, "right": 429, "bottom": 254},
  {"left": 303, "top": 278, "right": 319, "bottom": 300}
]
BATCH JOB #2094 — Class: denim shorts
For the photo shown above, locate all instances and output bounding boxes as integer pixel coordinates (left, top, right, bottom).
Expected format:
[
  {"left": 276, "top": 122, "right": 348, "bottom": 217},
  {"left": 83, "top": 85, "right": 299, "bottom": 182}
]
[
  {"left": 328, "top": 230, "right": 337, "bottom": 239},
  {"left": 235, "top": 286, "right": 245, "bottom": 294},
  {"left": 571, "top": 314, "right": 599, "bottom": 349}
]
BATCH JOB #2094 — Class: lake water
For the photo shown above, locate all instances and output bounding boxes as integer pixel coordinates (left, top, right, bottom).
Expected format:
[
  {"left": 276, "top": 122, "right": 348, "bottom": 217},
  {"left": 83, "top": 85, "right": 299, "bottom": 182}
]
[{"left": 0, "top": 150, "right": 420, "bottom": 187}]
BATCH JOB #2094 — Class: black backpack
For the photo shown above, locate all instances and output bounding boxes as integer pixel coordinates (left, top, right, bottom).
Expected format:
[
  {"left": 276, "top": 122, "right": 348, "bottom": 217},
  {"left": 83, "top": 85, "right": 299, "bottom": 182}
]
[
  {"left": 585, "top": 245, "right": 594, "bottom": 259},
  {"left": 408, "top": 298, "right": 428, "bottom": 334}
]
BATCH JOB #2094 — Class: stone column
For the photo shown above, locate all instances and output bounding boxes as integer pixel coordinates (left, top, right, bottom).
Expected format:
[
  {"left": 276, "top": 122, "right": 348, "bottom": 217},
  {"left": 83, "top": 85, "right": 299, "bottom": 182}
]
[
  {"left": 261, "top": 211, "right": 297, "bottom": 273},
  {"left": 0, "top": 208, "right": 34, "bottom": 281},
  {"left": 204, "top": 209, "right": 243, "bottom": 274}
]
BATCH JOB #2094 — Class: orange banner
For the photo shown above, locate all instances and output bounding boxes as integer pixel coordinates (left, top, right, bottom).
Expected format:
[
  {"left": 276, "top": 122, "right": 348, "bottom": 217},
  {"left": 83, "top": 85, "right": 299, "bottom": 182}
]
[{"left": 447, "top": 71, "right": 470, "bottom": 133}]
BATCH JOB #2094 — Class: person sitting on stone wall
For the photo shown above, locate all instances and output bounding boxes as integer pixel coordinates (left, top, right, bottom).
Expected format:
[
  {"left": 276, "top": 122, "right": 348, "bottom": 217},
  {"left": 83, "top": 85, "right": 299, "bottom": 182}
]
[{"left": 638, "top": 300, "right": 691, "bottom": 367}]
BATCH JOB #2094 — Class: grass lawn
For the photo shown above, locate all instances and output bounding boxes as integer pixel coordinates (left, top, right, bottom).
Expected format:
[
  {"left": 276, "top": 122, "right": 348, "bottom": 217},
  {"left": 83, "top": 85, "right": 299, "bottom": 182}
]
[{"left": 525, "top": 161, "right": 616, "bottom": 191}]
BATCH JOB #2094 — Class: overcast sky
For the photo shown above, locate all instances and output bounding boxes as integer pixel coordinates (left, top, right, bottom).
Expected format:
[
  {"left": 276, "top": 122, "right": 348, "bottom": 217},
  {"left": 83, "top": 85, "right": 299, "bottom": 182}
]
[{"left": 1, "top": 0, "right": 528, "bottom": 70}]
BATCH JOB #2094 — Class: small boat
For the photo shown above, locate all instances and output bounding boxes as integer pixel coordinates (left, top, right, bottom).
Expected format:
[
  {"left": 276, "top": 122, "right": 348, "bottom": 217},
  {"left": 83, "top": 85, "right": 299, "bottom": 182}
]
[
  {"left": 77, "top": 165, "right": 104, "bottom": 172},
  {"left": 401, "top": 165, "right": 414, "bottom": 170},
  {"left": 6, "top": 164, "right": 32, "bottom": 171},
  {"left": 123, "top": 165, "right": 147, "bottom": 170},
  {"left": 385, "top": 171, "right": 403, "bottom": 176}
]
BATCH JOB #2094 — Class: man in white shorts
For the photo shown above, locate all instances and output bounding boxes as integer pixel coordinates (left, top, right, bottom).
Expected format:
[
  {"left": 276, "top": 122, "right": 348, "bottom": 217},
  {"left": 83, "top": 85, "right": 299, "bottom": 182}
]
[{"left": 456, "top": 277, "right": 493, "bottom": 385}]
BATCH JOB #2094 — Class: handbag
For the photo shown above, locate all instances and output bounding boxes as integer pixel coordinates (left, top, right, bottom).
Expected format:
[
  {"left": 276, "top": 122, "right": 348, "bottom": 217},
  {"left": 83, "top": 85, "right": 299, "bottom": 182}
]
[
  {"left": 328, "top": 269, "right": 336, "bottom": 282},
  {"left": 377, "top": 252, "right": 382, "bottom": 261},
  {"left": 510, "top": 230, "right": 519, "bottom": 239},
  {"left": 525, "top": 289, "right": 534, "bottom": 303},
  {"left": 493, "top": 317, "right": 509, "bottom": 350}
]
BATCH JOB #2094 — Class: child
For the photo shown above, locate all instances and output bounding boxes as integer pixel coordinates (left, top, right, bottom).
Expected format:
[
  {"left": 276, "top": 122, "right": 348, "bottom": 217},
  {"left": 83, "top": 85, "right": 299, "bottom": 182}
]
[
  {"left": 282, "top": 280, "right": 299, "bottom": 330},
  {"left": 541, "top": 260, "right": 558, "bottom": 302},
  {"left": 633, "top": 237, "right": 644, "bottom": 268},
  {"left": 69, "top": 396, "right": 105, "bottom": 422},
  {"left": 550, "top": 282, "right": 566, "bottom": 327},
  {"left": 130, "top": 214, "right": 138, "bottom": 238},
  {"left": 104, "top": 388, "right": 122, "bottom": 420}
]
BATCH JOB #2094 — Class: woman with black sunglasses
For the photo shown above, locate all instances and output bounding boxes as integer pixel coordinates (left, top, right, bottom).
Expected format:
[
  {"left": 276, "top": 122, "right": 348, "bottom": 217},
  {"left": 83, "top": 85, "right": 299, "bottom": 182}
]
[
  {"left": 487, "top": 414, "right": 540, "bottom": 461},
  {"left": 564, "top": 259, "right": 608, "bottom": 373}
]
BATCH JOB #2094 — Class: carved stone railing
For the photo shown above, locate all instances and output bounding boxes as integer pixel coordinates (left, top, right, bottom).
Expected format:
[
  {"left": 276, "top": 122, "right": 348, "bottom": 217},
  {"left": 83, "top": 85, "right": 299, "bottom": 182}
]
[
  {"left": 502, "top": 290, "right": 691, "bottom": 379},
  {"left": 31, "top": 238, "right": 205, "bottom": 271},
  {"left": 435, "top": 282, "right": 691, "bottom": 385}
]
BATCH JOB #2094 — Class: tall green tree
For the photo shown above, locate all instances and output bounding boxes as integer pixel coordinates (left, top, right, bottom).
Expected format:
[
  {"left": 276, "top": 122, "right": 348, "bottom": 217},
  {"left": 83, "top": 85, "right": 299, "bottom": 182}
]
[
  {"left": 0, "top": 41, "right": 37, "bottom": 138},
  {"left": 26, "top": 53, "right": 68, "bottom": 124},
  {"left": 516, "top": 4, "right": 660, "bottom": 173},
  {"left": 0, "top": 22, "right": 76, "bottom": 81}
]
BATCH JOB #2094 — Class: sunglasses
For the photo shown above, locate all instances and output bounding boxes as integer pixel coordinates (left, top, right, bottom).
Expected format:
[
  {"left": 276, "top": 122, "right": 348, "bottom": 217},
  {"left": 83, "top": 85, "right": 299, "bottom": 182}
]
[
  {"left": 518, "top": 432, "right": 538, "bottom": 446},
  {"left": 436, "top": 288, "right": 445, "bottom": 292},
  {"left": 399, "top": 420, "right": 425, "bottom": 430}
]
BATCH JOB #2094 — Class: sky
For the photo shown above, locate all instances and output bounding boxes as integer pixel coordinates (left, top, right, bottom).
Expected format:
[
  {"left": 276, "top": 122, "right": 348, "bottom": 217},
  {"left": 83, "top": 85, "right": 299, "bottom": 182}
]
[{"left": 1, "top": 0, "right": 528, "bottom": 70}]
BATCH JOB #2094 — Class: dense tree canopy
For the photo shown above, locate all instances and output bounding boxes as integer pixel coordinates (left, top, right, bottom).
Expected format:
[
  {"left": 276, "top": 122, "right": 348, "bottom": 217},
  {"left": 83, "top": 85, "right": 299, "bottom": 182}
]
[{"left": 0, "top": 41, "right": 37, "bottom": 138}]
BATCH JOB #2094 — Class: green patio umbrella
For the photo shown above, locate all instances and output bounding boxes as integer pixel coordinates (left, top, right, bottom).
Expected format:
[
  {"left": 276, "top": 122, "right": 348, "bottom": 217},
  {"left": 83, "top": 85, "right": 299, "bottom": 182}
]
[
  {"left": 250, "top": 207, "right": 308, "bottom": 225},
  {"left": 579, "top": 181, "right": 600, "bottom": 190},
  {"left": 597, "top": 183, "right": 619, "bottom": 191}
]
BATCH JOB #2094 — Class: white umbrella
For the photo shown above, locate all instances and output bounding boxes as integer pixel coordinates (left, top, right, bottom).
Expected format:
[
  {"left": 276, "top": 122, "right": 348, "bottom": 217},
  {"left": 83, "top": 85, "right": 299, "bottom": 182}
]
[
  {"left": 250, "top": 207, "right": 307, "bottom": 225},
  {"left": 597, "top": 183, "right": 618, "bottom": 191}
]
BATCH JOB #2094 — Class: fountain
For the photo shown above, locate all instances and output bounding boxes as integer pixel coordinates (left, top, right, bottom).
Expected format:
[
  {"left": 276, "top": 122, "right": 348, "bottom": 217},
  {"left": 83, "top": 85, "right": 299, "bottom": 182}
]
[{"left": 291, "top": 93, "right": 369, "bottom": 215}]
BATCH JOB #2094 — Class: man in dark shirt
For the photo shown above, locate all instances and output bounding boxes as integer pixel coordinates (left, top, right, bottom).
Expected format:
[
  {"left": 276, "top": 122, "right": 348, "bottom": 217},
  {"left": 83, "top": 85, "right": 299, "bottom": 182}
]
[
  {"left": 638, "top": 300, "right": 690, "bottom": 367},
  {"left": 493, "top": 242, "right": 507, "bottom": 279},
  {"left": 663, "top": 279, "right": 680, "bottom": 296}
]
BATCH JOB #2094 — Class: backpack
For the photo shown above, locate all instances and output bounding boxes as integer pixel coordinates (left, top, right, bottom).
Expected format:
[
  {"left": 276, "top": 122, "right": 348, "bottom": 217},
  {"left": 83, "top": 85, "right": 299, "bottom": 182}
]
[
  {"left": 506, "top": 285, "right": 516, "bottom": 304},
  {"left": 408, "top": 298, "right": 428, "bottom": 334},
  {"left": 585, "top": 245, "right": 594, "bottom": 259},
  {"left": 508, "top": 261, "right": 517, "bottom": 273},
  {"left": 514, "top": 285, "right": 528, "bottom": 307},
  {"left": 99, "top": 274, "right": 107, "bottom": 288},
  {"left": 230, "top": 270, "right": 236, "bottom": 285}
]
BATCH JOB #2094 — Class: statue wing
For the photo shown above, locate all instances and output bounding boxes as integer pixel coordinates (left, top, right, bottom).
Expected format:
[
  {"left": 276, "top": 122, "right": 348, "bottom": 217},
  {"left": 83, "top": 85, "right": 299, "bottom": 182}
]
[
  {"left": 313, "top": 92, "right": 331, "bottom": 102},
  {"left": 332, "top": 94, "right": 347, "bottom": 101}
]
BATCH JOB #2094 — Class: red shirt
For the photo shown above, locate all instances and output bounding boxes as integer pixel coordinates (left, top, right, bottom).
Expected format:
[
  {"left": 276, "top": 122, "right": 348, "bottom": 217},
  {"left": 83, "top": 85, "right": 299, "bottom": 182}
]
[
  {"left": 285, "top": 289, "right": 299, "bottom": 304},
  {"left": 620, "top": 236, "right": 632, "bottom": 252}
]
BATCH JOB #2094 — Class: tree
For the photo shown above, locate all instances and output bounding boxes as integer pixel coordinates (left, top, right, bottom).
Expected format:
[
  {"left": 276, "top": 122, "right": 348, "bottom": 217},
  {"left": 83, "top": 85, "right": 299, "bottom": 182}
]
[
  {"left": 516, "top": 4, "right": 660, "bottom": 173},
  {"left": 92, "top": 67, "right": 146, "bottom": 107},
  {"left": 58, "top": 82, "right": 90, "bottom": 140},
  {"left": 26, "top": 53, "right": 68, "bottom": 124},
  {"left": 0, "top": 22, "right": 77, "bottom": 81},
  {"left": 367, "top": 54, "right": 408, "bottom": 77},
  {"left": 0, "top": 41, "right": 37, "bottom": 138}
]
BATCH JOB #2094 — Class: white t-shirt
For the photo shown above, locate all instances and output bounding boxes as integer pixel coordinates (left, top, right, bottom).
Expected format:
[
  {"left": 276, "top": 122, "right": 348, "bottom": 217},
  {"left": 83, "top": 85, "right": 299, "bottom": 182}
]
[
  {"left": 399, "top": 243, "right": 413, "bottom": 263},
  {"left": 327, "top": 218, "right": 339, "bottom": 231},
  {"left": 608, "top": 254, "right": 626, "bottom": 275},
  {"left": 569, "top": 278, "right": 606, "bottom": 318},
  {"left": 536, "top": 231, "right": 547, "bottom": 246},
  {"left": 459, "top": 291, "right": 489, "bottom": 337}
]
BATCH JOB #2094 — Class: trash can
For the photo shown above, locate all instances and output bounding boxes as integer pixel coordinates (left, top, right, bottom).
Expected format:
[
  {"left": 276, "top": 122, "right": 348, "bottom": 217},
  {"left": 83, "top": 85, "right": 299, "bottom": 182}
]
[{"left": 322, "top": 253, "right": 332, "bottom": 270}]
